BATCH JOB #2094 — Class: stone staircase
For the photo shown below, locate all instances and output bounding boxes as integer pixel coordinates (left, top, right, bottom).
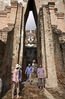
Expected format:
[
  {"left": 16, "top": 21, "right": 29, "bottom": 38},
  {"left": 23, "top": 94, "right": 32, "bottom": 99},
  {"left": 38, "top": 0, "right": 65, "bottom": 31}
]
[
  {"left": 2, "top": 83, "right": 65, "bottom": 99},
  {"left": 22, "top": 85, "right": 48, "bottom": 99},
  {"left": 2, "top": 77, "right": 65, "bottom": 99},
  {"left": 2, "top": 84, "right": 48, "bottom": 99}
]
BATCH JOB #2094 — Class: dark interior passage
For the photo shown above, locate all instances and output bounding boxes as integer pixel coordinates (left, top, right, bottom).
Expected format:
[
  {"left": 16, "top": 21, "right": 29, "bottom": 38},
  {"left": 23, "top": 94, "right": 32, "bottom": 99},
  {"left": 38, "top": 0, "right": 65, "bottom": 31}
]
[
  {"left": 22, "top": 46, "right": 37, "bottom": 81},
  {"left": 25, "top": 47, "right": 37, "bottom": 65}
]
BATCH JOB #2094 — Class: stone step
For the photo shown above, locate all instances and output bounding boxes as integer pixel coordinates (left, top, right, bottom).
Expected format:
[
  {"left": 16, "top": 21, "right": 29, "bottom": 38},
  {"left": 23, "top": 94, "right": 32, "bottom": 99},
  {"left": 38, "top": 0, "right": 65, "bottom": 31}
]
[{"left": 2, "top": 81, "right": 65, "bottom": 99}]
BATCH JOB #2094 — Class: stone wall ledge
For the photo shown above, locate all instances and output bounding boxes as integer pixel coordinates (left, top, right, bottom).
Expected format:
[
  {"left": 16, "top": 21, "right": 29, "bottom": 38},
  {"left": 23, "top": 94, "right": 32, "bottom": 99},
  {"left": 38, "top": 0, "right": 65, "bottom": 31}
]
[
  {"left": 56, "top": 13, "right": 64, "bottom": 19},
  {"left": 48, "top": 3, "right": 64, "bottom": 19},
  {"left": 48, "top": 2, "right": 55, "bottom": 10},
  {"left": 0, "top": 3, "right": 17, "bottom": 17},
  {"left": 52, "top": 25, "right": 62, "bottom": 35},
  {"left": 52, "top": 25, "right": 65, "bottom": 43},
  {"left": 11, "top": 1, "right": 18, "bottom": 7},
  {"left": 0, "top": 10, "right": 11, "bottom": 17},
  {"left": 48, "top": 2, "right": 55, "bottom": 6},
  {"left": 0, "top": 23, "right": 14, "bottom": 32},
  {"left": 0, "top": 11, "right": 7, "bottom": 17},
  {"left": 8, "top": 23, "right": 14, "bottom": 30},
  {"left": 5, "top": 6, "right": 11, "bottom": 12},
  {"left": 5, "top": 5, "right": 17, "bottom": 12}
]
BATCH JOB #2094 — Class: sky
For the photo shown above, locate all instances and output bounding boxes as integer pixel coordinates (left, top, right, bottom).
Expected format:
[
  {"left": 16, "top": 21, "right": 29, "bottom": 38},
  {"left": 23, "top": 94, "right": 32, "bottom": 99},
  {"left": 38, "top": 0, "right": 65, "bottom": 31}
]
[{"left": 25, "top": 11, "right": 36, "bottom": 30}]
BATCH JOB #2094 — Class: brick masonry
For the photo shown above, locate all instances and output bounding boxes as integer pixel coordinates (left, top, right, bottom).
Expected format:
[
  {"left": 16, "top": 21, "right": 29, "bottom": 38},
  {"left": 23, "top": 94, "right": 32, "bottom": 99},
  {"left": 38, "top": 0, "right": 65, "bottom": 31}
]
[
  {"left": 38, "top": 2, "right": 65, "bottom": 88},
  {"left": 0, "top": 0, "right": 65, "bottom": 95}
]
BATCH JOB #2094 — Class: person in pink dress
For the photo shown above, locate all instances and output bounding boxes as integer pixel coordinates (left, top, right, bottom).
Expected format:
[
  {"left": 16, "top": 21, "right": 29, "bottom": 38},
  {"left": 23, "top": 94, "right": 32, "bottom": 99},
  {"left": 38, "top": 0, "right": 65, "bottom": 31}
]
[
  {"left": 37, "top": 64, "right": 44, "bottom": 90},
  {"left": 12, "top": 64, "right": 20, "bottom": 98}
]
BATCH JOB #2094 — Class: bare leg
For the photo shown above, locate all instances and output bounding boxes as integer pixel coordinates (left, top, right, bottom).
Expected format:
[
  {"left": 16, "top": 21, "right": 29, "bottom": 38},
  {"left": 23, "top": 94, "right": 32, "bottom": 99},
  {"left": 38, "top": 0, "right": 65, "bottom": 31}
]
[
  {"left": 17, "top": 83, "right": 19, "bottom": 98},
  {"left": 29, "top": 74, "right": 32, "bottom": 82},
  {"left": 12, "top": 82, "right": 15, "bottom": 98}
]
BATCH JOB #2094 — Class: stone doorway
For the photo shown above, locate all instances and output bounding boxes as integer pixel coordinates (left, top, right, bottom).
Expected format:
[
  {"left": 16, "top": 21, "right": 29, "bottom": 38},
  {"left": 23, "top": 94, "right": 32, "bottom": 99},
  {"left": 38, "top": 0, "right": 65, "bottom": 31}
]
[
  {"left": 22, "top": 0, "right": 38, "bottom": 80},
  {"left": 23, "top": 0, "right": 38, "bottom": 64}
]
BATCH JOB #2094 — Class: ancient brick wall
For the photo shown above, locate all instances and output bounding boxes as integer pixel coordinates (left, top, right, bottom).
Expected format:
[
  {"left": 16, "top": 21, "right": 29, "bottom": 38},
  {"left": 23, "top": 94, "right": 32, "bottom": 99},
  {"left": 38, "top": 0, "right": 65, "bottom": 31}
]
[
  {"left": 48, "top": 2, "right": 65, "bottom": 32},
  {"left": 0, "top": 0, "right": 10, "bottom": 10},
  {"left": 0, "top": 0, "right": 65, "bottom": 12},
  {"left": 0, "top": 41, "right": 6, "bottom": 71},
  {"left": 38, "top": 5, "right": 58, "bottom": 88},
  {"left": 54, "top": 33, "right": 65, "bottom": 85},
  {"left": 0, "top": 1, "right": 17, "bottom": 30},
  {"left": 11, "top": 3, "right": 23, "bottom": 71},
  {"left": 0, "top": 0, "right": 65, "bottom": 91},
  {"left": 0, "top": 3, "right": 24, "bottom": 95},
  {"left": 0, "top": 29, "right": 14, "bottom": 95},
  {"left": 62, "top": 44, "right": 65, "bottom": 68},
  {"left": 48, "top": 2, "right": 65, "bottom": 74},
  {"left": 38, "top": 2, "right": 65, "bottom": 88},
  {"left": 53, "top": 33, "right": 63, "bottom": 72},
  {"left": 39, "top": 7, "right": 46, "bottom": 77},
  {"left": 0, "top": 31, "right": 8, "bottom": 43},
  {"left": 0, "top": 1, "right": 18, "bottom": 95}
]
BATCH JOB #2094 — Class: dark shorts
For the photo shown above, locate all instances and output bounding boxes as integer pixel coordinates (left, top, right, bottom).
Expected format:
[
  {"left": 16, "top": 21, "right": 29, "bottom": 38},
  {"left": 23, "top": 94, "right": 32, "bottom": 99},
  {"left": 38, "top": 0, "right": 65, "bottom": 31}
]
[{"left": 38, "top": 78, "right": 44, "bottom": 87}]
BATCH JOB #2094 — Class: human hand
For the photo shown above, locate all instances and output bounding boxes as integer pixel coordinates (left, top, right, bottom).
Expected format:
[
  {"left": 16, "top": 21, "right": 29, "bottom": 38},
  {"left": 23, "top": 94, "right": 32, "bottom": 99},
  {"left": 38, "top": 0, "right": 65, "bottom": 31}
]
[{"left": 16, "top": 80, "right": 18, "bottom": 83}]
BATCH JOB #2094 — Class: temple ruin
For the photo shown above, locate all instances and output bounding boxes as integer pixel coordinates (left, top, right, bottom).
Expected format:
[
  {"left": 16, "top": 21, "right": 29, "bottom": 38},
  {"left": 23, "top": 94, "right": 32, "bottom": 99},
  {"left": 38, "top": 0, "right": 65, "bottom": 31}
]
[{"left": 0, "top": 0, "right": 65, "bottom": 99}]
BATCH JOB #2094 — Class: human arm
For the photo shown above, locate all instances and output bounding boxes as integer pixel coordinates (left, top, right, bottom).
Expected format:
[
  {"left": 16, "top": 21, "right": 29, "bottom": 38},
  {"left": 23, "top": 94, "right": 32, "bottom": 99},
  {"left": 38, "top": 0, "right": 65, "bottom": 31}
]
[
  {"left": 20, "top": 70, "right": 22, "bottom": 82},
  {"left": 25, "top": 68, "right": 27, "bottom": 74},
  {"left": 37, "top": 68, "right": 39, "bottom": 75},
  {"left": 15, "top": 70, "right": 18, "bottom": 83}
]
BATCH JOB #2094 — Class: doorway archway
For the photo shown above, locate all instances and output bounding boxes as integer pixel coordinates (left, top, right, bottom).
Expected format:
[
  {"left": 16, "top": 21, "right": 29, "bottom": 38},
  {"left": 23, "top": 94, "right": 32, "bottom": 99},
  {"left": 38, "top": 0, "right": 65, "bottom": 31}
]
[{"left": 22, "top": 0, "right": 38, "bottom": 80}]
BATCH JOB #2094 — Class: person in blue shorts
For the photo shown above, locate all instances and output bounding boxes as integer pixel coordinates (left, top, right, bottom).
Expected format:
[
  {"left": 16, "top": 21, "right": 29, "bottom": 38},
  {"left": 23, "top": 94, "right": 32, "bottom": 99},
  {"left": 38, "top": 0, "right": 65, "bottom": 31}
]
[{"left": 25, "top": 64, "right": 32, "bottom": 82}]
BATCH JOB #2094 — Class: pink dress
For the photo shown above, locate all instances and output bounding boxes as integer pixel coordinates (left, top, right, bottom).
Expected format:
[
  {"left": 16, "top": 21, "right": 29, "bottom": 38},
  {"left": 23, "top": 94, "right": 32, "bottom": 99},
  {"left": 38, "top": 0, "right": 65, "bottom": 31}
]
[
  {"left": 12, "top": 69, "right": 19, "bottom": 83},
  {"left": 37, "top": 68, "right": 44, "bottom": 78}
]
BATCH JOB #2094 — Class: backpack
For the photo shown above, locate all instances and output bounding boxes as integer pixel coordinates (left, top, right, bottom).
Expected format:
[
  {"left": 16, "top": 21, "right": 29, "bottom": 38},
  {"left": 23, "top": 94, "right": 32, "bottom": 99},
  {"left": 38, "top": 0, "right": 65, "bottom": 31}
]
[
  {"left": 34, "top": 66, "right": 37, "bottom": 72},
  {"left": 18, "top": 70, "right": 22, "bottom": 82}
]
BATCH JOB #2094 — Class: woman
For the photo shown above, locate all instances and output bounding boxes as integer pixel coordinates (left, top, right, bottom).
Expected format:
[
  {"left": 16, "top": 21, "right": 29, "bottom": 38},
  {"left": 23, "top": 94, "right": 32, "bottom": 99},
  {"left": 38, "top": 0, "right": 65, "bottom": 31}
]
[
  {"left": 37, "top": 64, "right": 44, "bottom": 90},
  {"left": 12, "top": 64, "right": 20, "bottom": 98}
]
